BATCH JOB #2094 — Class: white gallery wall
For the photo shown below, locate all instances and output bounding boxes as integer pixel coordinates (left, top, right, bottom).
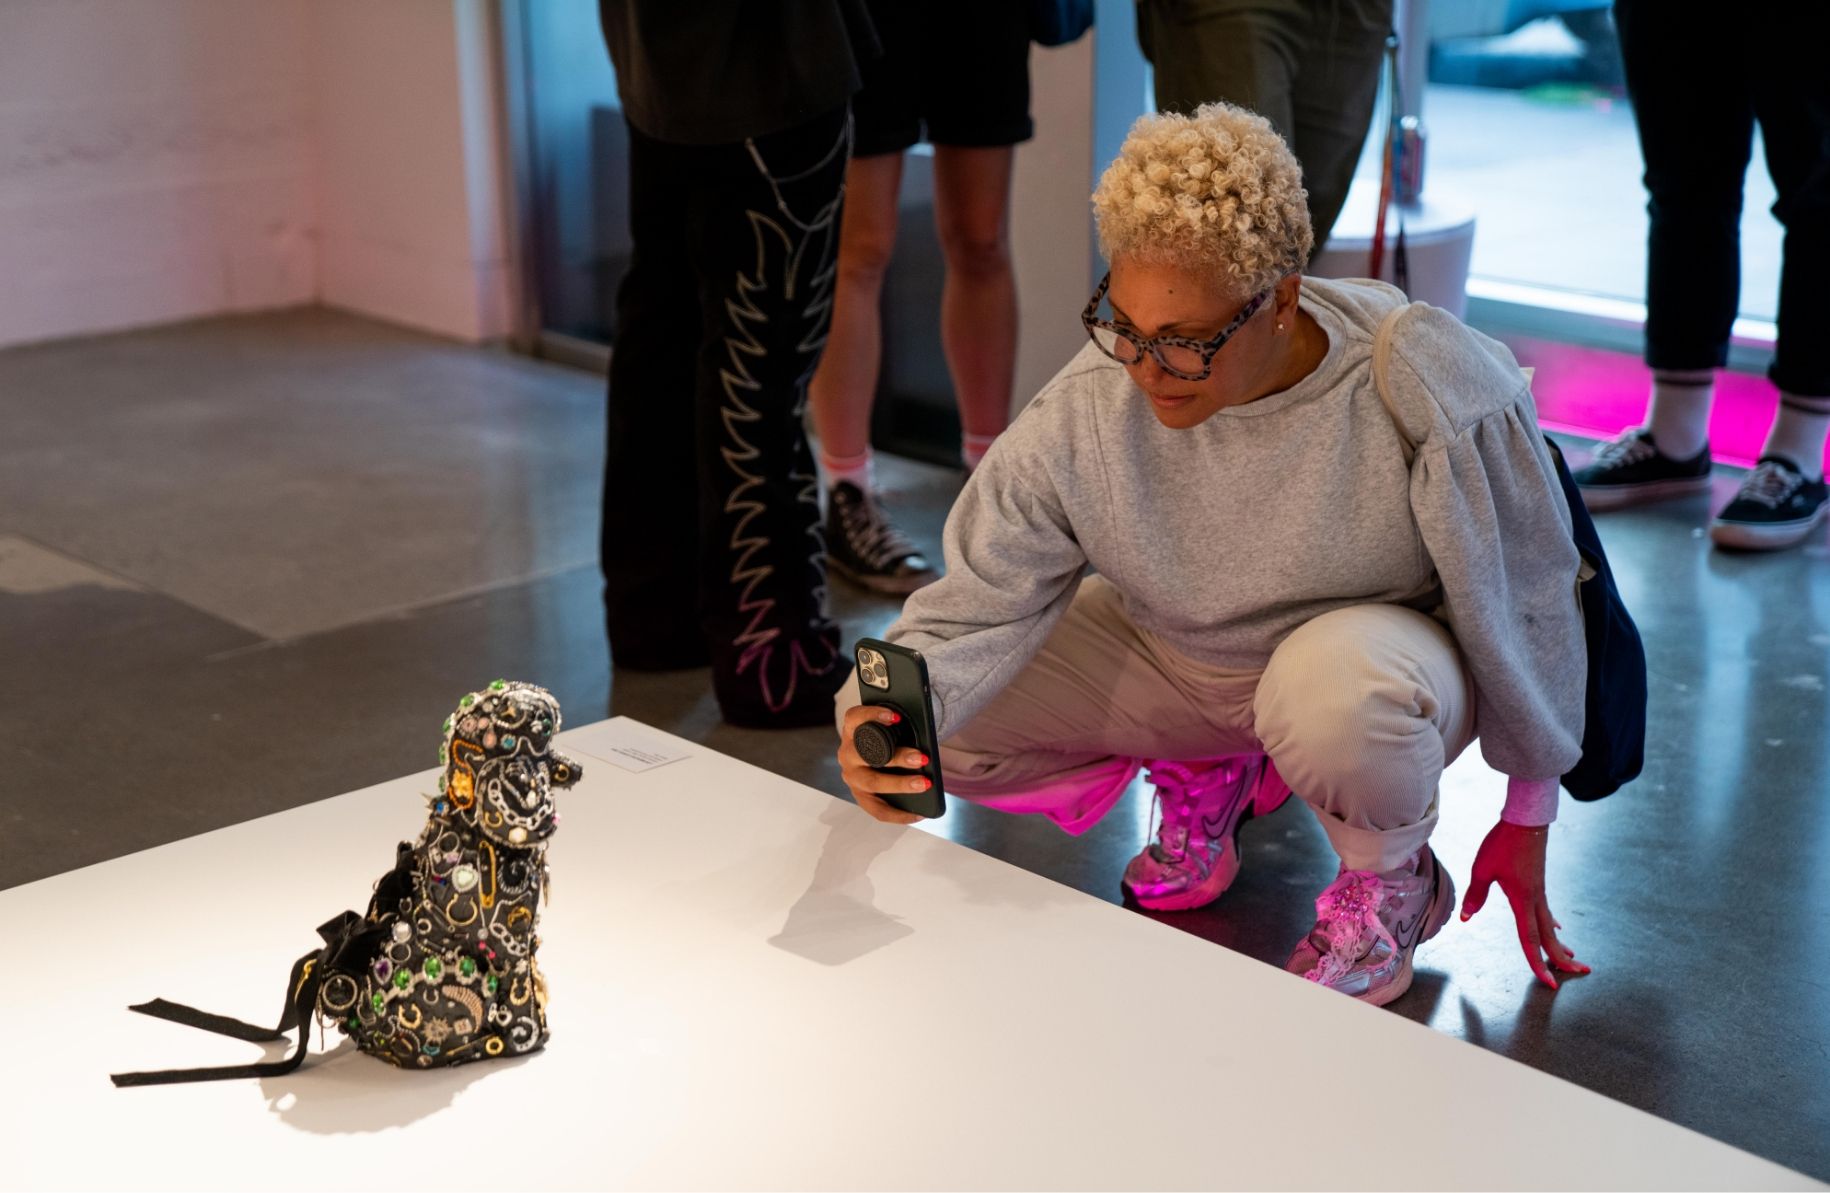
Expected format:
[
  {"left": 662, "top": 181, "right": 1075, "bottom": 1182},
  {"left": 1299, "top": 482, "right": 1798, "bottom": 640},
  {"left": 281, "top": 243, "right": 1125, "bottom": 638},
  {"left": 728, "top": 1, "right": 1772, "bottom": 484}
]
[
  {"left": 0, "top": 0, "right": 317, "bottom": 350},
  {"left": 312, "top": 0, "right": 511, "bottom": 344},
  {"left": 0, "top": 0, "right": 510, "bottom": 351},
  {"left": 0, "top": 1, "right": 1117, "bottom": 370}
]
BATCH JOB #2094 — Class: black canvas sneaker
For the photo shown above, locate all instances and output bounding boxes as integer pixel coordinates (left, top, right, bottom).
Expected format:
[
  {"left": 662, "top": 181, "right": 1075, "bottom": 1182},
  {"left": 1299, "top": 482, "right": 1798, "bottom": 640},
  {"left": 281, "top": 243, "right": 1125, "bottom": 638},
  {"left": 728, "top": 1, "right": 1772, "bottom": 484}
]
[
  {"left": 1709, "top": 456, "right": 1829, "bottom": 551},
  {"left": 1571, "top": 428, "right": 1712, "bottom": 511},
  {"left": 824, "top": 481, "right": 938, "bottom": 595}
]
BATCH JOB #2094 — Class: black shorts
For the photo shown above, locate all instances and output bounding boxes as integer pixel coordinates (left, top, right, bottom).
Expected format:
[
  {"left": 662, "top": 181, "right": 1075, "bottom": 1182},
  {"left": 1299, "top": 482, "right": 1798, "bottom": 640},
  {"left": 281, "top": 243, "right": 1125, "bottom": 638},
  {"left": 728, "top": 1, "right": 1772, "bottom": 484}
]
[{"left": 851, "top": 0, "right": 1035, "bottom": 157}]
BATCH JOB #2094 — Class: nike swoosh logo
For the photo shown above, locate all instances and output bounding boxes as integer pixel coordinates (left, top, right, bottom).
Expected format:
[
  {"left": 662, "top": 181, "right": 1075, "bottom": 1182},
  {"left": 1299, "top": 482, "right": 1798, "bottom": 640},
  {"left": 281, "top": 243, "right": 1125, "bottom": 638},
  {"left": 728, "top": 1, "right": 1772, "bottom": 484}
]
[{"left": 1392, "top": 868, "right": 1443, "bottom": 947}]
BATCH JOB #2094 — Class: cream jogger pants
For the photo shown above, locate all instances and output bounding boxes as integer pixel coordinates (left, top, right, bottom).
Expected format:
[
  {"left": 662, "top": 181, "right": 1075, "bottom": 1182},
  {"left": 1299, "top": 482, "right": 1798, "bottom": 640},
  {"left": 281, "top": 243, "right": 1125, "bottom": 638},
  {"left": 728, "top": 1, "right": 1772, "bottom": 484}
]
[{"left": 839, "top": 576, "right": 1477, "bottom": 872}]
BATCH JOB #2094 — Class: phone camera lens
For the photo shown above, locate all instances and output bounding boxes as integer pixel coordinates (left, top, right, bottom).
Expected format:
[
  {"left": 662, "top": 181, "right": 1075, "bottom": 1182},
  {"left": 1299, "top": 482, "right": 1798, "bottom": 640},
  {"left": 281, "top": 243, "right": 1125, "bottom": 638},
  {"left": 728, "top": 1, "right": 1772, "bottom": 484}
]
[{"left": 857, "top": 647, "right": 892, "bottom": 691}]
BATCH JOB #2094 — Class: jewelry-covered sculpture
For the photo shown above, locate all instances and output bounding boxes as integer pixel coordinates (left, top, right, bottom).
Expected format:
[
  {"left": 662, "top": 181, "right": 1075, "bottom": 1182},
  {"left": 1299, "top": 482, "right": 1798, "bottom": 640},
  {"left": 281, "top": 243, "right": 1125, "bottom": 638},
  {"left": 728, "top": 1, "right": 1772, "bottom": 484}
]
[{"left": 112, "top": 681, "right": 582, "bottom": 1086}]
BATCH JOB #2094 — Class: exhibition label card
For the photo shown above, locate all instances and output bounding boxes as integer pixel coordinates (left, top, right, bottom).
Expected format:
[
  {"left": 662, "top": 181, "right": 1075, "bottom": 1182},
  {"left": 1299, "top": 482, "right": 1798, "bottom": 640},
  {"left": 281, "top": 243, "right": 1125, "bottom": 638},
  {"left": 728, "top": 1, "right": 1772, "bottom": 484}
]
[{"left": 565, "top": 719, "right": 693, "bottom": 773}]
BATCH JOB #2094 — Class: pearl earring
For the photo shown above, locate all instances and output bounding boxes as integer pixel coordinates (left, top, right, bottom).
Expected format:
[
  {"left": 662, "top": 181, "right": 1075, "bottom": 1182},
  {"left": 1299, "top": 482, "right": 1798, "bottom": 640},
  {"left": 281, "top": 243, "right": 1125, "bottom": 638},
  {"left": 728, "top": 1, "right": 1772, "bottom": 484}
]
[{"left": 1276, "top": 322, "right": 1285, "bottom": 332}]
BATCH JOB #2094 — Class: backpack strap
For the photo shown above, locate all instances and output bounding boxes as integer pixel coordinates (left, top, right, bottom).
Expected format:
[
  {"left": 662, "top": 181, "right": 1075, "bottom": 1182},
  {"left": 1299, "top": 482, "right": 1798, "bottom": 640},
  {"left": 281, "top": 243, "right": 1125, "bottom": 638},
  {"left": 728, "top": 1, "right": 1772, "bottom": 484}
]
[
  {"left": 1370, "top": 301, "right": 1537, "bottom": 467},
  {"left": 1370, "top": 304, "right": 1421, "bottom": 465}
]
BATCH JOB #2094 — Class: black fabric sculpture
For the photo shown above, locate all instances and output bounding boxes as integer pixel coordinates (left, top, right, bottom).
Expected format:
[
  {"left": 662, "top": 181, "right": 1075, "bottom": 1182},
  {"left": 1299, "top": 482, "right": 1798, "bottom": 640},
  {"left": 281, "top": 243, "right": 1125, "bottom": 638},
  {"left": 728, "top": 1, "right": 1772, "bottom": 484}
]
[{"left": 112, "top": 680, "right": 582, "bottom": 1086}]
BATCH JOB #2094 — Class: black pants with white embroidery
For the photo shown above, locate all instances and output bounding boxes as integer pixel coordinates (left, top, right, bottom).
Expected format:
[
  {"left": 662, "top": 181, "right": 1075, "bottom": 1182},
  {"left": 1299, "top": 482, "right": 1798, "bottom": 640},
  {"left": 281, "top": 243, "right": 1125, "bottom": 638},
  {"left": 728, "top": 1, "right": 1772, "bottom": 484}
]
[{"left": 601, "top": 107, "right": 851, "bottom": 721}]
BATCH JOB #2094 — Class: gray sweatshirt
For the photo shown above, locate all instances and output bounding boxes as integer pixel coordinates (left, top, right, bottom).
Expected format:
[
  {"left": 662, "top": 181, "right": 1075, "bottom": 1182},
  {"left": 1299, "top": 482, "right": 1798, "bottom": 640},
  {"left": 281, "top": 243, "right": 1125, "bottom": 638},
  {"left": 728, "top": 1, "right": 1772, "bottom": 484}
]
[{"left": 886, "top": 276, "right": 1586, "bottom": 788}]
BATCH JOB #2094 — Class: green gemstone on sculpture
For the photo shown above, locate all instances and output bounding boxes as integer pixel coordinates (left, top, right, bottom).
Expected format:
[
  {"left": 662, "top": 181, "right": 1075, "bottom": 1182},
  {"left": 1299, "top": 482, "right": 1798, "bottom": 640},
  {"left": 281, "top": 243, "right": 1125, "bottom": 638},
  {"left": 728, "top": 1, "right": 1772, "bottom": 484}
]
[
  {"left": 424, "top": 957, "right": 442, "bottom": 980},
  {"left": 461, "top": 694, "right": 474, "bottom": 708},
  {"left": 459, "top": 957, "right": 477, "bottom": 978},
  {"left": 439, "top": 745, "right": 447, "bottom": 763},
  {"left": 490, "top": 679, "right": 507, "bottom": 691},
  {"left": 485, "top": 975, "right": 498, "bottom": 995},
  {"left": 437, "top": 774, "right": 446, "bottom": 790},
  {"left": 443, "top": 717, "right": 453, "bottom": 733},
  {"left": 372, "top": 993, "right": 385, "bottom": 1012},
  {"left": 393, "top": 969, "right": 411, "bottom": 990}
]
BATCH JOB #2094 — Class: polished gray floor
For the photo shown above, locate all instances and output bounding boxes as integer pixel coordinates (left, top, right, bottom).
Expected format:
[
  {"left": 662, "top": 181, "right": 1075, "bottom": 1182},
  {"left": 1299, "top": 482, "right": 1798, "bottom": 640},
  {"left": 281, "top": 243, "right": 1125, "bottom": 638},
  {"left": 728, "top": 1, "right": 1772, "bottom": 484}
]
[{"left": 4, "top": 309, "right": 1827, "bottom": 1180}]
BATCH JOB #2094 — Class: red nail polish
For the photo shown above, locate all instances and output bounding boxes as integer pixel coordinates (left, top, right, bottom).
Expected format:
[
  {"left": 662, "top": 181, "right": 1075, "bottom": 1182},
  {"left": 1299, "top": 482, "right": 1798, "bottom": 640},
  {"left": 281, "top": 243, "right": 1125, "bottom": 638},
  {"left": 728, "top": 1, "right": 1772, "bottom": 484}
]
[
  {"left": 918, "top": 753, "right": 930, "bottom": 766},
  {"left": 922, "top": 778, "right": 933, "bottom": 789},
  {"left": 887, "top": 712, "right": 901, "bottom": 723}
]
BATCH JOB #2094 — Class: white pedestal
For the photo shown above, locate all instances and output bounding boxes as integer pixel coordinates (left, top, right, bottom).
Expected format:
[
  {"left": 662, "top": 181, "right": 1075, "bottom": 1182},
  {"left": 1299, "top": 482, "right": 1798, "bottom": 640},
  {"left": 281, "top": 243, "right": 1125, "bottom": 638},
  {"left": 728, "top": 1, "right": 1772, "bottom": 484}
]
[
  {"left": 1309, "top": 179, "right": 1478, "bottom": 318},
  {"left": 0, "top": 718, "right": 1814, "bottom": 1191}
]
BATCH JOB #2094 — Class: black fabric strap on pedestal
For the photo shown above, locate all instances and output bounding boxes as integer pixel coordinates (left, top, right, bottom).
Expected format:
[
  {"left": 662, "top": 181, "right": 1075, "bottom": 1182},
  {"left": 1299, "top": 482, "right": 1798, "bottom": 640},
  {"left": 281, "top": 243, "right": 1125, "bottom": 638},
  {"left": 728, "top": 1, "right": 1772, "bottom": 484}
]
[
  {"left": 110, "top": 911, "right": 368, "bottom": 1088},
  {"left": 110, "top": 951, "right": 322, "bottom": 1087},
  {"left": 122, "top": 998, "right": 287, "bottom": 1044}
]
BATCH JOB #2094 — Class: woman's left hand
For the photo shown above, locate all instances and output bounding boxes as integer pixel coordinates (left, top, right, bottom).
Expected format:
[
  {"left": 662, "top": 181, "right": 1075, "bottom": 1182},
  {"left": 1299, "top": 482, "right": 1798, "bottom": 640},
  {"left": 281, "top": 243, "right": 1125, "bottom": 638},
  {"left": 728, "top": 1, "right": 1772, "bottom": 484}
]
[{"left": 1458, "top": 821, "right": 1592, "bottom": 989}]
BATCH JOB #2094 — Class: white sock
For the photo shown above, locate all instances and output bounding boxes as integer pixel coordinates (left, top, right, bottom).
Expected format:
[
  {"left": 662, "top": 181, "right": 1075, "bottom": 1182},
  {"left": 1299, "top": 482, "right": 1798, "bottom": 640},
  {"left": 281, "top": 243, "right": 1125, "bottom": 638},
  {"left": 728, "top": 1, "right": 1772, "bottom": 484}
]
[
  {"left": 1763, "top": 393, "right": 1830, "bottom": 480},
  {"left": 821, "top": 446, "right": 873, "bottom": 492},
  {"left": 1645, "top": 370, "right": 1714, "bottom": 460},
  {"left": 962, "top": 432, "right": 998, "bottom": 473}
]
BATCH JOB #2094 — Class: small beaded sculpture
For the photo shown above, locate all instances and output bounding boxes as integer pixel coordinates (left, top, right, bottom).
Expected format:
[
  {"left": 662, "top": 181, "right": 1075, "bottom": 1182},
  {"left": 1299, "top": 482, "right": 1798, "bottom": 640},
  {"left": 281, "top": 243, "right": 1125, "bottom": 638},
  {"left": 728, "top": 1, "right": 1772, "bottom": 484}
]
[{"left": 112, "top": 681, "right": 582, "bottom": 1086}]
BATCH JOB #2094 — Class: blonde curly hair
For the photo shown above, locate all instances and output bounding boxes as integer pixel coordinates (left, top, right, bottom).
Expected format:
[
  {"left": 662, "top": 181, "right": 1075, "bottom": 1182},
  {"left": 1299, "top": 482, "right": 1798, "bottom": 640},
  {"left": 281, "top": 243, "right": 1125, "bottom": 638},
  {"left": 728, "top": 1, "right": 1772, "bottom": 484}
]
[{"left": 1092, "top": 103, "right": 1314, "bottom": 296}]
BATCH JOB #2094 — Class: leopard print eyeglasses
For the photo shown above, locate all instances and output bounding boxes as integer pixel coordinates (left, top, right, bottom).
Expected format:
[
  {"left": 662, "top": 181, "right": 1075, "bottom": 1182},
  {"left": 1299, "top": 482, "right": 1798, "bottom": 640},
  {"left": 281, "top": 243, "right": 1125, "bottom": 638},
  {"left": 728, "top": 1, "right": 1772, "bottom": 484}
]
[{"left": 1081, "top": 272, "right": 1272, "bottom": 382}]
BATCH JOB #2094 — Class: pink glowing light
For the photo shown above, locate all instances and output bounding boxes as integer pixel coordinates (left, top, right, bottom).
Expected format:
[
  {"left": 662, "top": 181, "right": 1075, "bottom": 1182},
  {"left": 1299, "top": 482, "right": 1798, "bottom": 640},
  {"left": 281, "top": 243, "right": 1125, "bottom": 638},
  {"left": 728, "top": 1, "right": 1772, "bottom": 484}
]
[{"left": 1501, "top": 336, "right": 1815, "bottom": 471}]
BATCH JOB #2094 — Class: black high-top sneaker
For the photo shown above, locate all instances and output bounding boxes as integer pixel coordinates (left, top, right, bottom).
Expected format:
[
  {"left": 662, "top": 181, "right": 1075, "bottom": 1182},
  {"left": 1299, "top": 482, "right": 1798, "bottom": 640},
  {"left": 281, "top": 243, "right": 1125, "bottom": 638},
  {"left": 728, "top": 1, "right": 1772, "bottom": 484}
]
[{"left": 825, "top": 481, "right": 938, "bottom": 595}]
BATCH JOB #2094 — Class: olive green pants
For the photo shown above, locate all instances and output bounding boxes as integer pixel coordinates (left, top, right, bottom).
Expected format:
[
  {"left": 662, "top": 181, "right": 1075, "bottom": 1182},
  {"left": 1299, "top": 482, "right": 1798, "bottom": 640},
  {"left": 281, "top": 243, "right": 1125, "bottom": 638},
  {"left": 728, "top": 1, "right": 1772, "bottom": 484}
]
[{"left": 1135, "top": 0, "right": 1392, "bottom": 250}]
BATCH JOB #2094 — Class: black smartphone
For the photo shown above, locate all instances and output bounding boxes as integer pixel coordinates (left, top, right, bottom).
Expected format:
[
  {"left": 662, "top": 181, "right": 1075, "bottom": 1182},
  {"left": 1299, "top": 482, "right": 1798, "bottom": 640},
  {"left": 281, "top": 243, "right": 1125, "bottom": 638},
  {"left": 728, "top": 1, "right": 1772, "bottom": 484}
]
[{"left": 853, "top": 638, "right": 946, "bottom": 819}]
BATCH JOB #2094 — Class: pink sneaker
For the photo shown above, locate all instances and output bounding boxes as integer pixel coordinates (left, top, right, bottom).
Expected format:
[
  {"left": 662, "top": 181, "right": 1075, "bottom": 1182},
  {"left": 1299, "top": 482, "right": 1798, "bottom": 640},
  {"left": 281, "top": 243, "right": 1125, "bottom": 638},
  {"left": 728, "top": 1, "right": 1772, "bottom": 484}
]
[
  {"left": 1121, "top": 755, "right": 1289, "bottom": 911},
  {"left": 1284, "top": 846, "right": 1455, "bottom": 1006}
]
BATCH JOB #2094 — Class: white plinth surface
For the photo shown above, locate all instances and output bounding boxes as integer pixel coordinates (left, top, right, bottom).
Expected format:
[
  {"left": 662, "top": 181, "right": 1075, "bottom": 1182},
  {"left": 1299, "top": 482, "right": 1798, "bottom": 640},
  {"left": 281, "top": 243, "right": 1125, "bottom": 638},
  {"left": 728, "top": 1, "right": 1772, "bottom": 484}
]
[{"left": 2, "top": 718, "right": 1813, "bottom": 1191}]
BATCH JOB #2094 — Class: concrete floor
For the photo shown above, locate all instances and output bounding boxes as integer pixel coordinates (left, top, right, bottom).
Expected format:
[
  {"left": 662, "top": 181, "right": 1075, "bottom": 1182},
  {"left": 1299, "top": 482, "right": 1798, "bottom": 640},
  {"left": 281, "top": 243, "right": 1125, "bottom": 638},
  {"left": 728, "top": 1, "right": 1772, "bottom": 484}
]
[{"left": 4, "top": 308, "right": 1828, "bottom": 1180}]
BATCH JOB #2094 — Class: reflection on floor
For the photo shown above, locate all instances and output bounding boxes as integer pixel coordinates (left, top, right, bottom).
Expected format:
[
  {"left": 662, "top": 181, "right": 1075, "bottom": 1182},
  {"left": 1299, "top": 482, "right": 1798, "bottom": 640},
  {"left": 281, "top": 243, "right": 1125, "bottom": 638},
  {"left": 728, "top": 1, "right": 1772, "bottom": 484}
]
[{"left": 3, "top": 309, "right": 1826, "bottom": 1180}]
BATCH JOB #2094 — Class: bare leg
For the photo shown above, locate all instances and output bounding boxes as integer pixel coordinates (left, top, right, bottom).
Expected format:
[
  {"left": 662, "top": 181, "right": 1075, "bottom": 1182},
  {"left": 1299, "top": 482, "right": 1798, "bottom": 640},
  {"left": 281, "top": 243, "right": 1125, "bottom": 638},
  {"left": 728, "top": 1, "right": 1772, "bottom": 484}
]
[
  {"left": 808, "top": 152, "right": 906, "bottom": 468},
  {"left": 933, "top": 144, "right": 1018, "bottom": 458}
]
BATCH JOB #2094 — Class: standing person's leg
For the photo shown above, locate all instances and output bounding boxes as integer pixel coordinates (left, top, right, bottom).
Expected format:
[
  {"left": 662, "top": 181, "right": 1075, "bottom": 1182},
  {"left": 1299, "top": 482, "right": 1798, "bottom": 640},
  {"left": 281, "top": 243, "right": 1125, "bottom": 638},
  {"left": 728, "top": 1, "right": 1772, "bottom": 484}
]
[
  {"left": 1253, "top": 604, "right": 1476, "bottom": 1004},
  {"left": 1708, "top": 2, "right": 1830, "bottom": 549},
  {"left": 685, "top": 107, "right": 853, "bottom": 727},
  {"left": 932, "top": 145, "right": 1018, "bottom": 469},
  {"left": 1134, "top": 0, "right": 1298, "bottom": 144},
  {"left": 808, "top": 152, "right": 906, "bottom": 484},
  {"left": 1574, "top": 1, "right": 1753, "bottom": 507},
  {"left": 810, "top": 0, "right": 915, "bottom": 486},
  {"left": 603, "top": 123, "right": 707, "bottom": 669},
  {"left": 921, "top": 0, "right": 1031, "bottom": 473},
  {"left": 1286, "top": 0, "right": 1390, "bottom": 251},
  {"left": 808, "top": 152, "right": 939, "bottom": 596},
  {"left": 809, "top": 0, "right": 939, "bottom": 595}
]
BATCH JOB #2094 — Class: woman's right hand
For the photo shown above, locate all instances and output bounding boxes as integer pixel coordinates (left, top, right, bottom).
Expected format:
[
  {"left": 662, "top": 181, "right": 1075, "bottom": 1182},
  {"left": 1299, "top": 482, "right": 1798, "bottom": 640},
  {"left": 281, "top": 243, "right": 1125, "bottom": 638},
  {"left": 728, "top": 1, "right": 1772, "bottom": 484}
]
[{"left": 836, "top": 704, "right": 934, "bottom": 825}]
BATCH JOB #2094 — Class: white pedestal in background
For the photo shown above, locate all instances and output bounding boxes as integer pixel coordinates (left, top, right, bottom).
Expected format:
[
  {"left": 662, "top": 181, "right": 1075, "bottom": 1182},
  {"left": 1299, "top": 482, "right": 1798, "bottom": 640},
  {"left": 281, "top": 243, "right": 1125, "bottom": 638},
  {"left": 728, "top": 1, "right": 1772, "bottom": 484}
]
[{"left": 1310, "top": 180, "right": 1478, "bottom": 319}]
